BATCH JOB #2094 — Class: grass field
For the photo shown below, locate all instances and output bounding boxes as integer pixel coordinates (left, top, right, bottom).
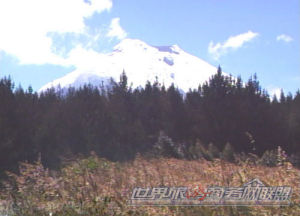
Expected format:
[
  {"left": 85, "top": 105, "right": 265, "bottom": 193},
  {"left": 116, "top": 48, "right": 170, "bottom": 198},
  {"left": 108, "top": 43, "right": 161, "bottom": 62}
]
[{"left": 0, "top": 154, "right": 299, "bottom": 215}]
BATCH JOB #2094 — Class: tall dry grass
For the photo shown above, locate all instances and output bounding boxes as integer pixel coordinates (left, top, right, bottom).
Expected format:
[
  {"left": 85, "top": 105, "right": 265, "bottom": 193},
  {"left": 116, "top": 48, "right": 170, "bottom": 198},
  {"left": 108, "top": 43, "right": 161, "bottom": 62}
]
[{"left": 0, "top": 154, "right": 299, "bottom": 215}]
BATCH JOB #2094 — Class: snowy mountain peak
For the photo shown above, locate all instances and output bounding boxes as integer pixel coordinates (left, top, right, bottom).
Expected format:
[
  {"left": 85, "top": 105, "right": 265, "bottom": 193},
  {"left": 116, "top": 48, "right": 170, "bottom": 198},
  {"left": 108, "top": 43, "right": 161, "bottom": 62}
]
[
  {"left": 39, "top": 38, "right": 219, "bottom": 93},
  {"left": 154, "top": 45, "right": 181, "bottom": 55},
  {"left": 113, "top": 39, "right": 185, "bottom": 56},
  {"left": 113, "top": 38, "right": 149, "bottom": 52}
]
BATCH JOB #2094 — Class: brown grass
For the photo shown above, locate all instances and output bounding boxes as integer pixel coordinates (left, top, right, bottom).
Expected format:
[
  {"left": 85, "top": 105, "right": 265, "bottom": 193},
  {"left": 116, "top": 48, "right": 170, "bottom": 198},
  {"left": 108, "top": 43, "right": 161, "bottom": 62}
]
[{"left": 0, "top": 154, "right": 299, "bottom": 215}]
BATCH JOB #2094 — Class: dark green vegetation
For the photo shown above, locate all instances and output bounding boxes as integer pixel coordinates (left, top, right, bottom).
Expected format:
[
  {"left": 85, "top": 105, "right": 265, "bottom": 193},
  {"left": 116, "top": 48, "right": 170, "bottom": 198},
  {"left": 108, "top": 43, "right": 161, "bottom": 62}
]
[{"left": 0, "top": 67, "right": 300, "bottom": 173}]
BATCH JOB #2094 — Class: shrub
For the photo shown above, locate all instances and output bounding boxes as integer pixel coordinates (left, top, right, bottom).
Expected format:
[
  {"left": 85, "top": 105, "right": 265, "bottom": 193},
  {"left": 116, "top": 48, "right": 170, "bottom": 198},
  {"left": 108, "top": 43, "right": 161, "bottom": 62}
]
[
  {"left": 288, "top": 152, "right": 300, "bottom": 167},
  {"left": 276, "top": 146, "right": 287, "bottom": 166},
  {"left": 258, "top": 146, "right": 289, "bottom": 167},
  {"left": 187, "top": 141, "right": 221, "bottom": 161},
  {"left": 187, "top": 140, "right": 209, "bottom": 160},
  {"left": 258, "top": 149, "right": 277, "bottom": 167},
  {"left": 152, "top": 131, "right": 184, "bottom": 158},
  {"left": 207, "top": 143, "right": 220, "bottom": 160},
  {"left": 221, "top": 142, "right": 235, "bottom": 162}
]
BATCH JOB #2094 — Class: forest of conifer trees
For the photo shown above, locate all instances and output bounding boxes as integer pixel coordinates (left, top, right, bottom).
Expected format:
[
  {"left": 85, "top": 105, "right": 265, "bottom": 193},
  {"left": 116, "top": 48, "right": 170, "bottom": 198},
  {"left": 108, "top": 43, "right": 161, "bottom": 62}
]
[{"left": 0, "top": 67, "right": 299, "bottom": 174}]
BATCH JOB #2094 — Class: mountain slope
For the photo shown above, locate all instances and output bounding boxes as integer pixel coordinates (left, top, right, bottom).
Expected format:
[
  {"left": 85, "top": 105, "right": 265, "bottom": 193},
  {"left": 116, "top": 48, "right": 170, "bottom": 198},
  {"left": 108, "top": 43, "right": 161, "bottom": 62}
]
[{"left": 39, "top": 39, "right": 219, "bottom": 92}]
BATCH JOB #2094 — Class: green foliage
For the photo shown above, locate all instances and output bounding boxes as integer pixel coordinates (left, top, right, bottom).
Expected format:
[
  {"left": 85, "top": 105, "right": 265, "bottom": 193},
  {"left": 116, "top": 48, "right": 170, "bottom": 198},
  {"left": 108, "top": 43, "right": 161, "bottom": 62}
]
[
  {"left": 289, "top": 152, "right": 300, "bottom": 167},
  {"left": 221, "top": 142, "right": 235, "bottom": 162},
  {"left": 258, "top": 149, "right": 277, "bottom": 167},
  {"left": 81, "top": 157, "right": 99, "bottom": 171},
  {"left": 258, "top": 146, "right": 288, "bottom": 167},
  {"left": 188, "top": 141, "right": 220, "bottom": 161},
  {"left": 152, "top": 131, "right": 185, "bottom": 158},
  {"left": 188, "top": 140, "right": 209, "bottom": 160},
  {"left": 207, "top": 142, "right": 220, "bottom": 160},
  {"left": 276, "top": 146, "right": 288, "bottom": 166}
]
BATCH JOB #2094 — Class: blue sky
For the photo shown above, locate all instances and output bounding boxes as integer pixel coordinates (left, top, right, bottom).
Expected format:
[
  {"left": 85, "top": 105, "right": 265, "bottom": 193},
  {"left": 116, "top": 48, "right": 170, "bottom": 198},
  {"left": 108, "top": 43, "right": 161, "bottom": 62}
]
[{"left": 0, "top": 0, "right": 299, "bottom": 97}]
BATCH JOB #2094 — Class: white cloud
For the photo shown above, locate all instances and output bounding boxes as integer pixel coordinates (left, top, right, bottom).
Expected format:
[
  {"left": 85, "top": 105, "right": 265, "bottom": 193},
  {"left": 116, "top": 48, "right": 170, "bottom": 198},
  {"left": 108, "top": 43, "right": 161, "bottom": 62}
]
[
  {"left": 106, "top": 18, "right": 127, "bottom": 40},
  {"left": 0, "top": 0, "right": 112, "bottom": 65},
  {"left": 66, "top": 45, "right": 107, "bottom": 71},
  {"left": 208, "top": 31, "right": 259, "bottom": 60},
  {"left": 276, "top": 34, "right": 293, "bottom": 43}
]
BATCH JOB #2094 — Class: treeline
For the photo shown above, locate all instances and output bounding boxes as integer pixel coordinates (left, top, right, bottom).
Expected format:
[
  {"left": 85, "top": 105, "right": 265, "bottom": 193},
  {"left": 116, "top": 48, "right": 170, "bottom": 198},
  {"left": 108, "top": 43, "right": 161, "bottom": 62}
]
[{"left": 0, "top": 67, "right": 299, "bottom": 172}]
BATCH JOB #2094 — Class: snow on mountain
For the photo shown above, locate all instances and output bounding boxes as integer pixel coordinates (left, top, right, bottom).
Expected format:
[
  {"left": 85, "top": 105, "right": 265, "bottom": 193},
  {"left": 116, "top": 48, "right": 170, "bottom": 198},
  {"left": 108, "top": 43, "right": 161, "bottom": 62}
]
[{"left": 39, "top": 39, "right": 219, "bottom": 93}]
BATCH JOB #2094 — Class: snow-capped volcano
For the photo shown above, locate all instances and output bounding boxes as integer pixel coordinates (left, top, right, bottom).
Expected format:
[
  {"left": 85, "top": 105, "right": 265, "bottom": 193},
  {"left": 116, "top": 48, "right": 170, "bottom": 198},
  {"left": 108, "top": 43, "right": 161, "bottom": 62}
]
[{"left": 39, "top": 39, "right": 219, "bottom": 92}]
